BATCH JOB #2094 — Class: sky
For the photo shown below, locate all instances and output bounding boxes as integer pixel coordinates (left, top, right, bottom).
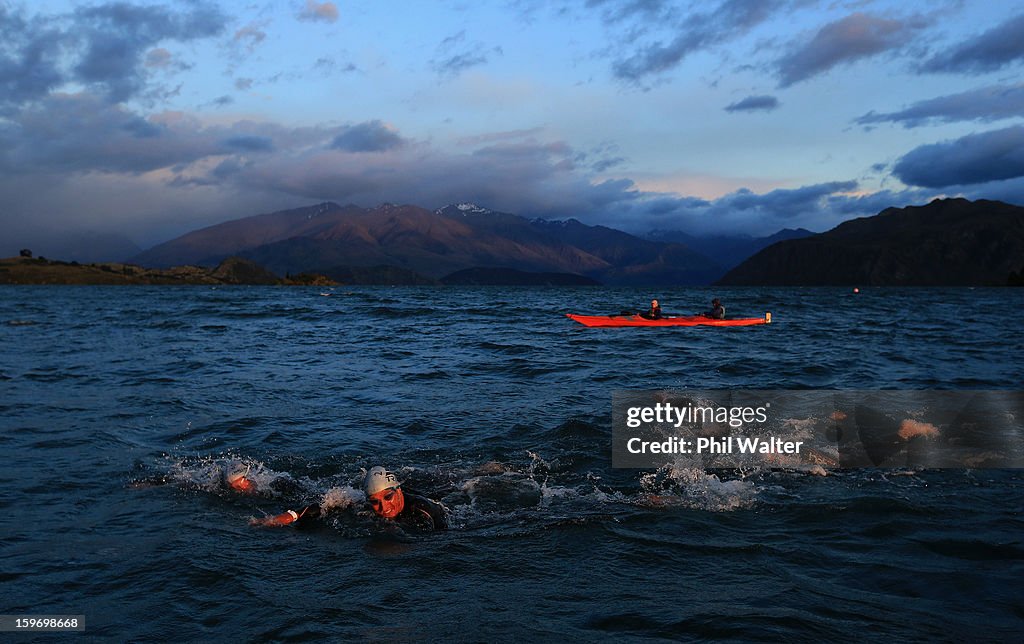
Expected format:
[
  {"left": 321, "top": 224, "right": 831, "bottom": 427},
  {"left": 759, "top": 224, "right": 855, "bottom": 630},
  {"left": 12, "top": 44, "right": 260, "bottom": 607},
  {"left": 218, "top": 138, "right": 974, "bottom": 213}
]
[{"left": 1, "top": 0, "right": 1023, "bottom": 253}]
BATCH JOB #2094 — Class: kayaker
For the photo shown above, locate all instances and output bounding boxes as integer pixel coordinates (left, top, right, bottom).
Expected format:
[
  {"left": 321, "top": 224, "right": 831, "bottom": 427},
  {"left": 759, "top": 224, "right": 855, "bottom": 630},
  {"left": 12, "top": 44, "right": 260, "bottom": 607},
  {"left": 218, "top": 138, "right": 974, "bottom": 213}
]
[
  {"left": 703, "top": 298, "right": 725, "bottom": 319},
  {"left": 639, "top": 299, "right": 663, "bottom": 320}
]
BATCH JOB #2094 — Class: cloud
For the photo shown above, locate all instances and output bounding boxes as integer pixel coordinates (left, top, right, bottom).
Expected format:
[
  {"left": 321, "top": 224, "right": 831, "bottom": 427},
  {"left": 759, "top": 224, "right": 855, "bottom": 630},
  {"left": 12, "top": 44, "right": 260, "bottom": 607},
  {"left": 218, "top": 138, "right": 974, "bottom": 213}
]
[
  {"left": 313, "top": 57, "right": 357, "bottom": 75},
  {"left": 432, "top": 31, "right": 501, "bottom": 78},
  {"left": 0, "top": 85, "right": 978, "bottom": 247},
  {"left": 776, "top": 12, "right": 926, "bottom": 87},
  {"left": 716, "top": 181, "right": 859, "bottom": 216},
  {"left": 329, "top": 121, "right": 407, "bottom": 152},
  {"left": 0, "top": 2, "right": 226, "bottom": 109},
  {"left": 145, "top": 48, "right": 173, "bottom": 68},
  {"left": 73, "top": 2, "right": 226, "bottom": 103},
  {"left": 855, "top": 84, "right": 1024, "bottom": 128},
  {"left": 724, "top": 95, "right": 780, "bottom": 113},
  {"left": 580, "top": 180, "right": 934, "bottom": 236},
  {"left": 0, "top": 7, "right": 67, "bottom": 107},
  {"left": 0, "top": 95, "right": 209, "bottom": 174},
  {"left": 223, "top": 135, "right": 275, "bottom": 152},
  {"left": 0, "top": 93, "right": 330, "bottom": 176},
  {"left": 612, "top": 0, "right": 785, "bottom": 82},
  {"left": 233, "top": 23, "right": 267, "bottom": 53},
  {"left": 893, "top": 125, "right": 1024, "bottom": 188},
  {"left": 585, "top": 0, "right": 671, "bottom": 24},
  {"left": 298, "top": 1, "right": 339, "bottom": 24},
  {"left": 920, "top": 13, "right": 1024, "bottom": 74}
]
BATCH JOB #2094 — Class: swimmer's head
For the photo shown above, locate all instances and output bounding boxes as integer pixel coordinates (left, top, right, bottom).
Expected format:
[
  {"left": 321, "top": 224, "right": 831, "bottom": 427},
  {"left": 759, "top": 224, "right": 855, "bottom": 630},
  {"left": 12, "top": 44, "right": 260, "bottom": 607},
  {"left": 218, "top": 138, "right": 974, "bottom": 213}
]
[
  {"left": 227, "top": 465, "right": 255, "bottom": 493},
  {"left": 364, "top": 466, "right": 404, "bottom": 518}
]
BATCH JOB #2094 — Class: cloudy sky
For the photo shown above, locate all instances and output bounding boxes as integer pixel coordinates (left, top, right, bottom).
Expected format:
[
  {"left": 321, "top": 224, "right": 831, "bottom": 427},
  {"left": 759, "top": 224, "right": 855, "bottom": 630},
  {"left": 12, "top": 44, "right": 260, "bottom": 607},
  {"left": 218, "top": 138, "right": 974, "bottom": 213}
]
[{"left": 2, "top": 0, "right": 1023, "bottom": 253}]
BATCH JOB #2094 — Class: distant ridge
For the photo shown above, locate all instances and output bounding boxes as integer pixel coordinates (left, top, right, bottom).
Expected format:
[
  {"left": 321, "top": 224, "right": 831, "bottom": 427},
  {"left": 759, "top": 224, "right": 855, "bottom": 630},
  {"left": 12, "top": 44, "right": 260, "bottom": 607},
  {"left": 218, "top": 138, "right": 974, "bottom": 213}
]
[
  {"left": 133, "top": 202, "right": 721, "bottom": 286},
  {"left": 718, "top": 198, "right": 1024, "bottom": 286},
  {"left": 647, "top": 228, "right": 815, "bottom": 270}
]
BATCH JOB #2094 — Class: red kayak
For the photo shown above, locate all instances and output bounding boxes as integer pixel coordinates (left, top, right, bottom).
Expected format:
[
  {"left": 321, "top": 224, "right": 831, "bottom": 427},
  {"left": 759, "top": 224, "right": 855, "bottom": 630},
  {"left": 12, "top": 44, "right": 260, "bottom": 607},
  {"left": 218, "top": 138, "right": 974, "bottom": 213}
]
[{"left": 566, "top": 312, "right": 771, "bottom": 327}]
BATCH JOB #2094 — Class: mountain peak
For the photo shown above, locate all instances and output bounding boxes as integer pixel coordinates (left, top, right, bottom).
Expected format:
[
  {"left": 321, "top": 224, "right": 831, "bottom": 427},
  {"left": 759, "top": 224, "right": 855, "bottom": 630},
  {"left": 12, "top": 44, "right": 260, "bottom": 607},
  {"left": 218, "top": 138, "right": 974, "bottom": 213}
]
[
  {"left": 436, "top": 203, "right": 493, "bottom": 215},
  {"left": 309, "top": 202, "right": 341, "bottom": 218}
]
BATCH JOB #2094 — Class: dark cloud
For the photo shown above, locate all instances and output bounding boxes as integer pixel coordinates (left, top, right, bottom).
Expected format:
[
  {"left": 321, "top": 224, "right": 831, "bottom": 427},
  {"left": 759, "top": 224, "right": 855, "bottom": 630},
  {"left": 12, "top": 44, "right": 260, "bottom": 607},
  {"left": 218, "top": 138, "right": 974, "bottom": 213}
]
[
  {"left": 579, "top": 180, "right": 924, "bottom": 236},
  {"left": 298, "top": 1, "right": 339, "bottom": 24},
  {"left": 612, "top": 0, "right": 785, "bottom": 82},
  {"left": 0, "top": 93, "right": 330, "bottom": 177},
  {"left": 717, "top": 181, "right": 859, "bottom": 215},
  {"left": 329, "top": 121, "right": 407, "bottom": 152},
  {"left": 893, "top": 125, "right": 1024, "bottom": 188},
  {"left": 776, "top": 13, "right": 926, "bottom": 88},
  {"left": 0, "top": 2, "right": 226, "bottom": 109},
  {"left": 223, "top": 135, "right": 274, "bottom": 152},
  {"left": 0, "top": 92, "right": 950, "bottom": 244},
  {"left": 145, "top": 48, "right": 173, "bottom": 68},
  {"left": 432, "top": 31, "right": 501, "bottom": 78},
  {"left": 455, "top": 127, "right": 546, "bottom": 146},
  {"left": 0, "top": 7, "right": 71, "bottom": 107},
  {"left": 585, "top": 0, "right": 672, "bottom": 25},
  {"left": 73, "top": 2, "right": 226, "bottom": 103},
  {"left": 855, "top": 84, "right": 1024, "bottom": 128},
  {"left": 434, "top": 51, "right": 490, "bottom": 77},
  {"left": 724, "top": 95, "right": 780, "bottom": 113},
  {"left": 590, "top": 156, "right": 626, "bottom": 172},
  {"left": 0, "top": 94, "right": 217, "bottom": 174},
  {"left": 920, "top": 13, "right": 1024, "bottom": 74}
]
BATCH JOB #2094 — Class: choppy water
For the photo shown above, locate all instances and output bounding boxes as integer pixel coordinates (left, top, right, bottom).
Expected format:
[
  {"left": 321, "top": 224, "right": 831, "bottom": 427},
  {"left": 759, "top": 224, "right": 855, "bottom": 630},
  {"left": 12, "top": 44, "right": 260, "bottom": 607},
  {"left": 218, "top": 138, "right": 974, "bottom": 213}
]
[{"left": 2, "top": 286, "right": 1023, "bottom": 641}]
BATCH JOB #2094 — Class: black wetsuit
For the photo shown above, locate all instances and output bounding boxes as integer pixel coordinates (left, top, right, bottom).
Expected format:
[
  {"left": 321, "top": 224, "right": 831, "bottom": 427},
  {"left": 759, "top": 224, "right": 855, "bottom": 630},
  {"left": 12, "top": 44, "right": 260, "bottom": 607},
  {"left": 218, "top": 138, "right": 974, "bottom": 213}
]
[
  {"left": 394, "top": 493, "right": 448, "bottom": 531},
  {"left": 288, "top": 494, "right": 447, "bottom": 531},
  {"left": 639, "top": 306, "right": 662, "bottom": 320},
  {"left": 705, "top": 304, "right": 725, "bottom": 319}
]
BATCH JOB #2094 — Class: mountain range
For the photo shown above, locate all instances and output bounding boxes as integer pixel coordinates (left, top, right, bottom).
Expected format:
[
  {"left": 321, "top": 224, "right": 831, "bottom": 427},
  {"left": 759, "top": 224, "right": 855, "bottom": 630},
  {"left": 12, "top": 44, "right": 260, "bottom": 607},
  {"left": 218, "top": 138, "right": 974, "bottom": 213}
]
[
  {"left": 117, "top": 197, "right": 1024, "bottom": 286},
  {"left": 131, "top": 202, "right": 724, "bottom": 285},
  {"left": 646, "top": 227, "right": 814, "bottom": 270},
  {"left": 719, "top": 198, "right": 1024, "bottom": 286}
]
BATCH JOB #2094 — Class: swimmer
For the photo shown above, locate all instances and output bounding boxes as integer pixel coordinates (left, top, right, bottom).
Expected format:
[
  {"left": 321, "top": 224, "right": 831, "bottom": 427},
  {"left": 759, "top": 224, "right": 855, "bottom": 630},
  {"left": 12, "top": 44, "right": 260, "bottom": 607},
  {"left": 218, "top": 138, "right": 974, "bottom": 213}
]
[
  {"left": 227, "top": 465, "right": 256, "bottom": 493},
  {"left": 249, "top": 466, "right": 448, "bottom": 531},
  {"left": 364, "top": 466, "right": 448, "bottom": 531}
]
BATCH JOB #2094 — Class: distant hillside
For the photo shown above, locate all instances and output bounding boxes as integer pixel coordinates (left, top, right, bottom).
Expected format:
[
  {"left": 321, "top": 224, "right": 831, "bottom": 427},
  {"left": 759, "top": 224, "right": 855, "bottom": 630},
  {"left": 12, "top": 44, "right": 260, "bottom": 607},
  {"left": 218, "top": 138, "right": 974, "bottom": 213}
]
[
  {"left": 718, "top": 198, "right": 1024, "bottom": 286},
  {"left": 647, "top": 228, "right": 815, "bottom": 270},
  {"left": 133, "top": 202, "right": 721, "bottom": 286},
  {"left": 0, "top": 256, "right": 335, "bottom": 286},
  {"left": 318, "top": 264, "right": 437, "bottom": 285},
  {"left": 440, "top": 267, "right": 601, "bottom": 286}
]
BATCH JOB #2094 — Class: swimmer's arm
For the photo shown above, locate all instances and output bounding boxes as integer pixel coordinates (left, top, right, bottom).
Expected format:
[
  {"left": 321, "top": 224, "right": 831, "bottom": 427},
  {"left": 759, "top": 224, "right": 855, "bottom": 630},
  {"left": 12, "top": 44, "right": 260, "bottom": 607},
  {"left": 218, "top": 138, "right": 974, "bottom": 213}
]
[{"left": 249, "top": 505, "right": 318, "bottom": 527}]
